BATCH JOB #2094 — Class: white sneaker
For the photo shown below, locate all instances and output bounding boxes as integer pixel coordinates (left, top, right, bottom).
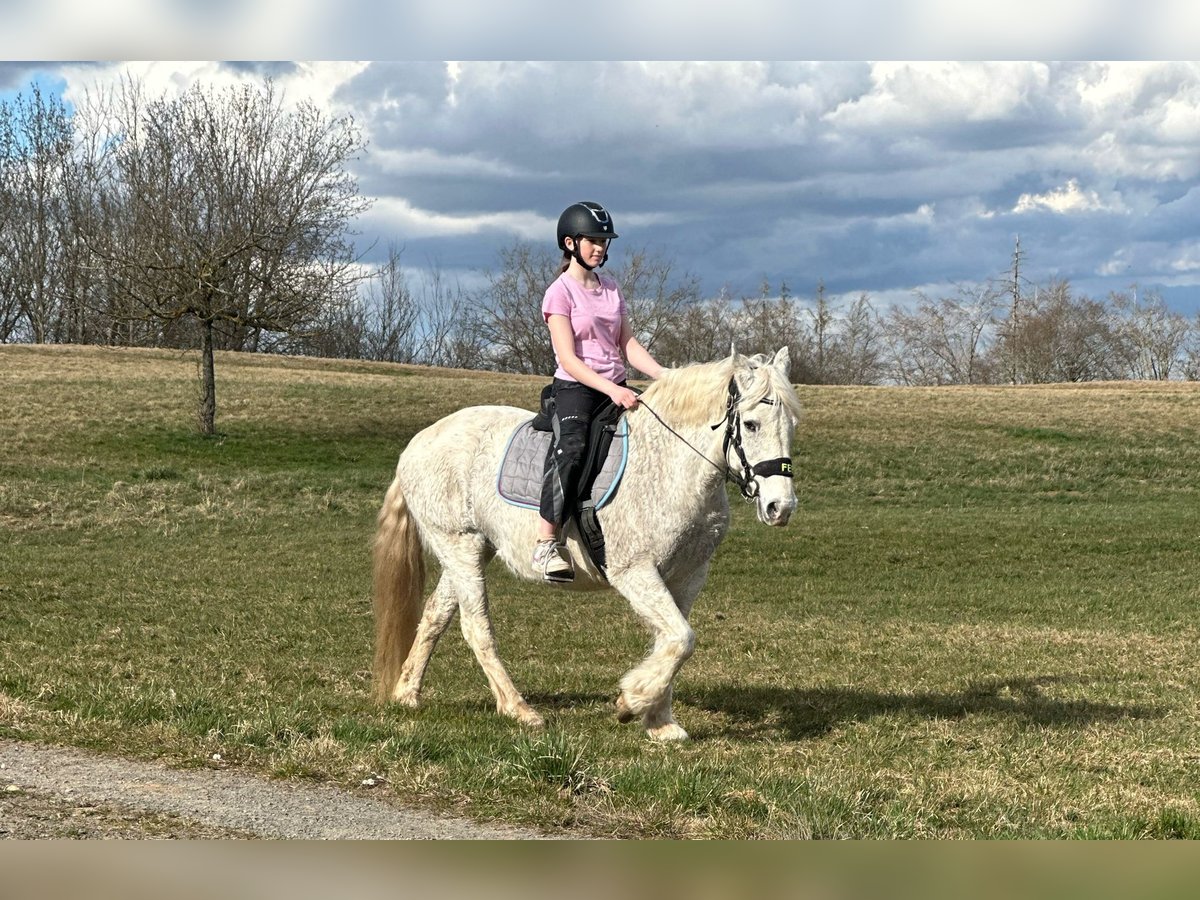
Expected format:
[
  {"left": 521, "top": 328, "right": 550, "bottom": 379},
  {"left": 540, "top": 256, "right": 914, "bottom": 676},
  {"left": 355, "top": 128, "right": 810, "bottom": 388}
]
[{"left": 532, "top": 539, "right": 574, "bottom": 583}]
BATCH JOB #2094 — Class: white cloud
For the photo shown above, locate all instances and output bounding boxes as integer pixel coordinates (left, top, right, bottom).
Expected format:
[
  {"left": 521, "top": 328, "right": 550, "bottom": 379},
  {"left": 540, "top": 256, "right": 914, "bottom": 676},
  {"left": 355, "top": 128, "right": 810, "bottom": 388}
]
[
  {"left": 826, "top": 62, "right": 1052, "bottom": 130},
  {"left": 1073, "top": 62, "right": 1200, "bottom": 179},
  {"left": 352, "top": 61, "right": 866, "bottom": 158},
  {"left": 57, "top": 61, "right": 367, "bottom": 116},
  {"left": 1095, "top": 240, "right": 1200, "bottom": 288},
  {"left": 1098, "top": 251, "right": 1132, "bottom": 277},
  {"left": 370, "top": 147, "right": 527, "bottom": 180},
  {"left": 879, "top": 203, "right": 936, "bottom": 229},
  {"left": 1169, "top": 243, "right": 1200, "bottom": 273},
  {"left": 363, "top": 197, "right": 548, "bottom": 242},
  {"left": 1014, "top": 179, "right": 1121, "bottom": 215},
  {"left": 1075, "top": 61, "right": 1200, "bottom": 125}
]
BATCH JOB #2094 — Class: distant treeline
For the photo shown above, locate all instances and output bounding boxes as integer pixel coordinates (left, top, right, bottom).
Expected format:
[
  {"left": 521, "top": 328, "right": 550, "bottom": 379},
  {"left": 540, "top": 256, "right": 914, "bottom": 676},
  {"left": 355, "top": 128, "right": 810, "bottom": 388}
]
[
  {"left": 316, "top": 242, "right": 1200, "bottom": 385},
  {"left": 3, "top": 79, "right": 1198, "bottom": 388}
]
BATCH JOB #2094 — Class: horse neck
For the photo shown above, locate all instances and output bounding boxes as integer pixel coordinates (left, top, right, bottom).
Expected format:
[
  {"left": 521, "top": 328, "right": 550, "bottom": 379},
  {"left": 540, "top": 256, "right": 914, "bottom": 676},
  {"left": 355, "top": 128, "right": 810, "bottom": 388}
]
[
  {"left": 631, "top": 360, "right": 740, "bottom": 496},
  {"left": 628, "top": 406, "right": 729, "bottom": 497}
]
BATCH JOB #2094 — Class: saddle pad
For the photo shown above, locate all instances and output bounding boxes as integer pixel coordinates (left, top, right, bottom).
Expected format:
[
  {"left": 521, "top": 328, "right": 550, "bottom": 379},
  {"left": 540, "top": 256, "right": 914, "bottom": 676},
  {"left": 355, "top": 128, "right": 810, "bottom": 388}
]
[{"left": 496, "top": 417, "right": 629, "bottom": 511}]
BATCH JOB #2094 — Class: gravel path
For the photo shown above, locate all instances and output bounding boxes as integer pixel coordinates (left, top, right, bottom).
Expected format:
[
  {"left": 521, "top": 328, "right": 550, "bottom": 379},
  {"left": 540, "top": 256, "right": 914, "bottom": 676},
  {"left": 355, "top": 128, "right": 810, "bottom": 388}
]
[{"left": 0, "top": 739, "right": 554, "bottom": 840}]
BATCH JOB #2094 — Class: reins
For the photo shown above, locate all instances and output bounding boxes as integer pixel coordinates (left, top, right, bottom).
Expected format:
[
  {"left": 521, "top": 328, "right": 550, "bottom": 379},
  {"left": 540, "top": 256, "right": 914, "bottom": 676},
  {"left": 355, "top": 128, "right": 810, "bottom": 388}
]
[
  {"left": 636, "top": 376, "right": 792, "bottom": 503},
  {"left": 635, "top": 396, "right": 745, "bottom": 494}
]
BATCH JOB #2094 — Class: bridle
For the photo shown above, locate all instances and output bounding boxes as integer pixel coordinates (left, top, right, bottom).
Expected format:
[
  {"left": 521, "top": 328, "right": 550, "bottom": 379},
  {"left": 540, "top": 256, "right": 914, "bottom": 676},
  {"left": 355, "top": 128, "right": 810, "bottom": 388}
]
[
  {"left": 638, "top": 376, "right": 794, "bottom": 503},
  {"left": 713, "top": 376, "right": 794, "bottom": 500}
]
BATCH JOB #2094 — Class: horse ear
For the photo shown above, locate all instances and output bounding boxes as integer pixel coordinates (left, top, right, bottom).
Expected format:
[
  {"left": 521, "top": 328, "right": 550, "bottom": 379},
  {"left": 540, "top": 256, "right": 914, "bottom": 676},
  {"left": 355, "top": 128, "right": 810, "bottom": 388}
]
[{"left": 772, "top": 346, "right": 790, "bottom": 376}]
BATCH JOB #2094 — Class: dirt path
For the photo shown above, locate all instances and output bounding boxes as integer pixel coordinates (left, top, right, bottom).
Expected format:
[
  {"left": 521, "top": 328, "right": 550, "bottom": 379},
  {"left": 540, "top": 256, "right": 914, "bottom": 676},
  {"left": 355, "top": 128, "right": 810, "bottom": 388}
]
[{"left": 0, "top": 739, "right": 555, "bottom": 839}]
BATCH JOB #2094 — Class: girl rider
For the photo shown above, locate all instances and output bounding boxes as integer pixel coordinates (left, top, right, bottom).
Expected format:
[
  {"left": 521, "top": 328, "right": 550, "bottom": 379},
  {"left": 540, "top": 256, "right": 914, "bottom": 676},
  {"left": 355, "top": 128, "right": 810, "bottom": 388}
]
[{"left": 533, "top": 201, "right": 665, "bottom": 582}]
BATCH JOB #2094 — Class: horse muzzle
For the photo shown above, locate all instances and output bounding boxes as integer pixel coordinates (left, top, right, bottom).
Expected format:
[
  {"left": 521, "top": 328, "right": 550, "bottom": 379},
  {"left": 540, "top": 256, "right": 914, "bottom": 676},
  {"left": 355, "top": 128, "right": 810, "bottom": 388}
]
[{"left": 757, "top": 492, "right": 795, "bottom": 527}]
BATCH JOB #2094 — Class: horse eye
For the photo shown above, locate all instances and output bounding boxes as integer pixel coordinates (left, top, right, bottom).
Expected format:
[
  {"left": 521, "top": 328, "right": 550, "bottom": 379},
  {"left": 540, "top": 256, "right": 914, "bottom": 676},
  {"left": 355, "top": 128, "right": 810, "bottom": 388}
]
[{"left": 744, "top": 420, "right": 759, "bottom": 433}]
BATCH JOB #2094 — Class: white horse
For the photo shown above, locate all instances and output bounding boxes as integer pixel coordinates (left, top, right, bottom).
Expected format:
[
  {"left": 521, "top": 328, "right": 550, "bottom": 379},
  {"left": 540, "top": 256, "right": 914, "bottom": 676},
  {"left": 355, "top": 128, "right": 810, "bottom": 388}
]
[{"left": 372, "top": 347, "right": 801, "bottom": 741}]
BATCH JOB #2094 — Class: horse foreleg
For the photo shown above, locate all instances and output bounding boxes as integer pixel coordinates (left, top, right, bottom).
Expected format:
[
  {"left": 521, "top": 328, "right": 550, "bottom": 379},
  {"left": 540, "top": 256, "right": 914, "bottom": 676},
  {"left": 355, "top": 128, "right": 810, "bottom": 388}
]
[
  {"left": 609, "top": 563, "right": 696, "bottom": 741},
  {"left": 634, "top": 562, "right": 712, "bottom": 740},
  {"left": 390, "top": 577, "right": 459, "bottom": 706}
]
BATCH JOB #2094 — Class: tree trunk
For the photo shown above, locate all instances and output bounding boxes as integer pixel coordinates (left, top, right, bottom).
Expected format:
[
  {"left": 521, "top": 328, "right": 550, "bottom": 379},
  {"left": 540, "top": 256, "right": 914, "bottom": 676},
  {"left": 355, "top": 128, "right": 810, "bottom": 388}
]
[{"left": 198, "top": 317, "right": 217, "bottom": 435}]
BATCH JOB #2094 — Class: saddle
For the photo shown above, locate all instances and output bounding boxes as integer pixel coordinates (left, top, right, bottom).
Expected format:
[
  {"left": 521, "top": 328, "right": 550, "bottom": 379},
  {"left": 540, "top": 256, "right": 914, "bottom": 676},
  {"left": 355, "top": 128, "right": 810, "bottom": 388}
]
[{"left": 496, "top": 385, "right": 629, "bottom": 575}]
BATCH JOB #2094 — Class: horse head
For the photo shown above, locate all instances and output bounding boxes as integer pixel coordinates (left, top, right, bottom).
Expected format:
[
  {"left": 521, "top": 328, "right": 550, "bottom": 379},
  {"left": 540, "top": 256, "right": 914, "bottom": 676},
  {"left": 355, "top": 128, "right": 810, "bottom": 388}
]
[{"left": 726, "top": 346, "right": 800, "bottom": 526}]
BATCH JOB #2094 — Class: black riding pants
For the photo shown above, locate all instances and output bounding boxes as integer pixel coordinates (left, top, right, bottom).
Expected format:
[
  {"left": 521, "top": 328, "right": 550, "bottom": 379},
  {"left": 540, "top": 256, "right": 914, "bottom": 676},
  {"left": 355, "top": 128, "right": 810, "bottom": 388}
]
[{"left": 539, "top": 378, "right": 621, "bottom": 527}]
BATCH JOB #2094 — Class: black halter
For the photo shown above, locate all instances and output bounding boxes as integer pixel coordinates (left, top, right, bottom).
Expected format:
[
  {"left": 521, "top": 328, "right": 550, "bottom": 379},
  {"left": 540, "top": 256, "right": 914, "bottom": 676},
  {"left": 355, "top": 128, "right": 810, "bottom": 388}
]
[{"left": 712, "top": 377, "right": 794, "bottom": 502}]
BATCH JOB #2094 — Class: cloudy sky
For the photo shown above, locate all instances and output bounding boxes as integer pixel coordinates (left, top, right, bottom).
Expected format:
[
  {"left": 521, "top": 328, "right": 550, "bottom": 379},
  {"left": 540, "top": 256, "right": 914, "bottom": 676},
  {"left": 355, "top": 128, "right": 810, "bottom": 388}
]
[{"left": 4, "top": 15, "right": 1200, "bottom": 314}]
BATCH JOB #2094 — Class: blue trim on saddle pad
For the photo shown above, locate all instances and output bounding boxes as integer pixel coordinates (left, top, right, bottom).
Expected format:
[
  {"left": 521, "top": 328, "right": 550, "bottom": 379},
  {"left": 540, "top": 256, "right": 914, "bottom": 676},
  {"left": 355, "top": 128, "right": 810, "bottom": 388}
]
[
  {"left": 496, "top": 417, "right": 629, "bottom": 511},
  {"left": 597, "top": 416, "right": 629, "bottom": 508}
]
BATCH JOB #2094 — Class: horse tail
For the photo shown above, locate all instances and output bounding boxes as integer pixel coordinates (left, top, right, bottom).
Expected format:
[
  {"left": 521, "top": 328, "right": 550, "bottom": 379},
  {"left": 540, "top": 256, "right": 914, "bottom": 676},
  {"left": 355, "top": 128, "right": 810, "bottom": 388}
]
[{"left": 372, "top": 474, "right": 426, "bottom": 704}]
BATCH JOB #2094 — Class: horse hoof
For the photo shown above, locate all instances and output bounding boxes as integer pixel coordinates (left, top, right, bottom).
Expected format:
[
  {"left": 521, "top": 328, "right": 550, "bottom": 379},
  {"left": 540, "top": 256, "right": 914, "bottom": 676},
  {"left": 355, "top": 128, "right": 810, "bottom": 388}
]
[
  {"left": 647, "top": 722, "right": 690, "bottom": 742},
  {"left": 615, "top": 694, "right": 636, "bottom": 723},
  {"left": 391, "top": 689, "right": 420, "bottom": 708},
  {"left": 507, "top": 703, "right": 544, "bottom": 729},
  {"left": 520, "top": 711, "right": 546, "bottom": 730}
]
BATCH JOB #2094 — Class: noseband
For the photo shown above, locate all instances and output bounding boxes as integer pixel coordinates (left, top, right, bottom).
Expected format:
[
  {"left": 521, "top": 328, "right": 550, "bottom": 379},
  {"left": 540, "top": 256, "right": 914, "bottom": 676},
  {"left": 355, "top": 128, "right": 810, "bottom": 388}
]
[{"left": 712, "top": 376, "right": 794, "bottom": 502}]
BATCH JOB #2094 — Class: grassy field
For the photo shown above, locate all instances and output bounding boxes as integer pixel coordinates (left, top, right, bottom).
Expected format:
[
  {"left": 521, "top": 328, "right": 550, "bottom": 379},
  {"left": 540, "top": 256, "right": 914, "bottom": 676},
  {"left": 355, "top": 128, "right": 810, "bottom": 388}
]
[{"left": 3, "top": 344, "right": 1200, "bottom": 839}]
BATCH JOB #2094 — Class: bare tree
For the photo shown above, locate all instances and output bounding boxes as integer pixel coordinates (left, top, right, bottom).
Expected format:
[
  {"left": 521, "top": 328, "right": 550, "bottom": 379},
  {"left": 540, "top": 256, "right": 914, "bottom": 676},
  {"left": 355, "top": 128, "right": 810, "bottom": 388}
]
[
  {"left": 654, "top": 294, "right": 734, "bottom": 367},
  {"left": 85, "top": 77, "right": 371, "bottom": 433},
  {"left": 826, "top": 292, "right": 885, "bottom": 385},
  {"left": 997, "top": 234, "right": 1034, "bottom": 384},
  {"left": 1108, "top": 287, "right": 1190, "bottom": 380},
  {"left": 883, "top": 285, "right": 1001, "bottom": 385},
  {"left": 360, "top": 243, "right": 420, "bottom": 363},
  {"left": 291, "top": 286, "right": 371, "bottom": 360},
  {"left": 1000, "top": 280, "right": 1123, "bottom": 382},
  {"left": 0, "top": 130, "right": 18, "bottom": 339},
  {"left": 1183, "top": 314, "right": 1200, "bottom": 381},
  {"left": 0, "top": 256, "right": 16, "bottom": 341},
  {"left": 807, "top": 281, "right": 834, "bottom": 382},
  {"left": 476, "top": 240, "right": 561, "bottom": 374},
  {"left": 611, "top": 247, "right": 700, "bottom": 371},
  {"left": 414, "top": 266, "right": 487, "bottom": 369},
  {"left": 734, "top": 280, "right": 807, "bottom": 371},
  {"left": 0, "top": 85, "right": 75, "bottom": 343}
]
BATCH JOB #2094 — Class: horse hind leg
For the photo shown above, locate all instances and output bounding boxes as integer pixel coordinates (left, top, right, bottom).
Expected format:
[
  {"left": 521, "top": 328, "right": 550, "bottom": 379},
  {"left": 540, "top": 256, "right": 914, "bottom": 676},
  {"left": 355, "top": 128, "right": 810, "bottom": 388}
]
[
  {"left": 389, "top": 575, "right": 459, "bottom": 707},
  {"left": 429, "top": 532, "right": 545, "bottom": 729},
  {"left": 458, "top": 589, "right": 544, "bottom": 729}
]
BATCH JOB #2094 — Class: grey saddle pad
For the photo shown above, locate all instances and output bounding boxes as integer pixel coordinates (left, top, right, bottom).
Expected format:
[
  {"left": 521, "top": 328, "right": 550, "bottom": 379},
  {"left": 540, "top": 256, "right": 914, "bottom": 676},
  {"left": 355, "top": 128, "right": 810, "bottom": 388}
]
[{"left": 496, "top": 417, "right": 629, "bottom": 511}]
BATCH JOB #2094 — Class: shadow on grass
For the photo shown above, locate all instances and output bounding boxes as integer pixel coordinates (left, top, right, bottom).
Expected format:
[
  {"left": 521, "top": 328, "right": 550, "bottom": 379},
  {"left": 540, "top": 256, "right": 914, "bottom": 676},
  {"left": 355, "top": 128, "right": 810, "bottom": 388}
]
[
  {"left": 520, "top": 691, "right": 613, "bottom": 712},
  {"left": 685, "top": 675, "right": 1163, "bottom": 741}
]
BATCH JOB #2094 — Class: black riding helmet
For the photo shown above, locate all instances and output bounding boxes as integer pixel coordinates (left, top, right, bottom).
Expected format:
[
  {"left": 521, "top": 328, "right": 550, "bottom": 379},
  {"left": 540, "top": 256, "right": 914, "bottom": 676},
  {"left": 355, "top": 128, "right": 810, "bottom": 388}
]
[{"left": 556, "top": 201, "right": 618, "bottom": 269}]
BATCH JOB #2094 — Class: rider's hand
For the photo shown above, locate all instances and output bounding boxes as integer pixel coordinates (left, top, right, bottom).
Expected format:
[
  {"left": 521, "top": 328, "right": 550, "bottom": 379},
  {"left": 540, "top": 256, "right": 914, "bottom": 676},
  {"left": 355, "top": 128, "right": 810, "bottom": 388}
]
[{"left": 610, "top": 386, "right": 640, "bottom": 409}]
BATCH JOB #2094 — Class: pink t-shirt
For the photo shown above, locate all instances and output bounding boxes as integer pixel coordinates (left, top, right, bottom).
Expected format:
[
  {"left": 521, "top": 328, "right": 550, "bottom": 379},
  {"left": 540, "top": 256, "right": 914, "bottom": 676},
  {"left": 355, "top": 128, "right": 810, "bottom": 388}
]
[{"left": 542, "top": 272, "right": 627, "bottom": 384}]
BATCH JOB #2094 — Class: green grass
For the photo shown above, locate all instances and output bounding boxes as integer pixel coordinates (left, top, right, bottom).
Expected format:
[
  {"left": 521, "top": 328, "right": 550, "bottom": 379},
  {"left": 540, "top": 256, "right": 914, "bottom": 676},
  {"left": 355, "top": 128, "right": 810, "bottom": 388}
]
[{"left": 3, "top": 344, "right": 1200, "bottom": 838}]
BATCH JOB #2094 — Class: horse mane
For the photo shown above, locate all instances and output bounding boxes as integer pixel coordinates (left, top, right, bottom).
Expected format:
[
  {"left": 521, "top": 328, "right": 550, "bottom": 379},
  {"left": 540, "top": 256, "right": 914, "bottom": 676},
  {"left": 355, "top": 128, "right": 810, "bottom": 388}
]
[{"left": 638, "top": 354, "right": 802, "bottom": 427}]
